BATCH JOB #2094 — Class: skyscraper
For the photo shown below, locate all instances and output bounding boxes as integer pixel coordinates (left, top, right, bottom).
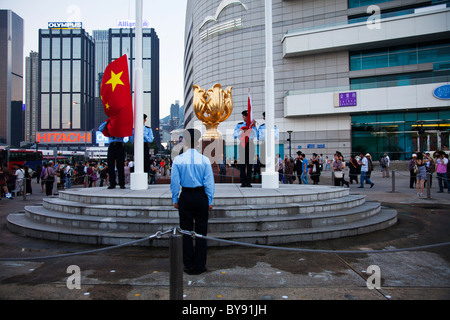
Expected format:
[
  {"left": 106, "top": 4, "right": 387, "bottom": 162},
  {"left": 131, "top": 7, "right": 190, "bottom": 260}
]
[
  {"left": 38, "top": 25, "right": 95, "bottom": 144},
  {"left": 25, "top": 51, "right": 39, "bottom": 143},
  {"left": 108, "top": 27, "right": 160, "bottom": 147},
  {"left": 0, "top": 10, "right": 24, "bottom": 147}
]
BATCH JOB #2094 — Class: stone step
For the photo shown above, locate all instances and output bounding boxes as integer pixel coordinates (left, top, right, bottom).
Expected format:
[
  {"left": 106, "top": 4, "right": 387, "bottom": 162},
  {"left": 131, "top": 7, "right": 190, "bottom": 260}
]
[
  {"left": 57, "top": 185, "right": 350, "bottom": 207},
  {"left": 207, "top": 209, "right": 399, "bottom": 246},
  {"left": 19, "top": 201, "right": 379, "bottom": 234},
  {"left": 6, "top": 208, "right": 397, "bottom": 247},
  {"left": 42, "top": 194, "right": 366, "bottom": 219}
]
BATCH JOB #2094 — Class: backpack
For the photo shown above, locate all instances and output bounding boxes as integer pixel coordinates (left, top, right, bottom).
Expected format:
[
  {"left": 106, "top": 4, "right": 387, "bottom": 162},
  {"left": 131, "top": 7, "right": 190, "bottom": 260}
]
[{"left": 380, "top": 157, "right": 387, "bottom": 167}]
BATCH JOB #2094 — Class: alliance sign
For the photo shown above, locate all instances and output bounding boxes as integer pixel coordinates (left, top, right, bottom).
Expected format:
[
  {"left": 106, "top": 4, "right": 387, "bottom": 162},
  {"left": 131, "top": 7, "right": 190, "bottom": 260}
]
[{"left": 36, "top": 131, "right": 92, "bottom": 144}]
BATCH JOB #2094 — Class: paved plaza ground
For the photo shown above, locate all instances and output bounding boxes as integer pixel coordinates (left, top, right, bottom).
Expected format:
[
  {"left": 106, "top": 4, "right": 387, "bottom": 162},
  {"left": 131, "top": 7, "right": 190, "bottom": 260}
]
[{"left": 0, "top": 168, "right": 449, "bottom": 303}]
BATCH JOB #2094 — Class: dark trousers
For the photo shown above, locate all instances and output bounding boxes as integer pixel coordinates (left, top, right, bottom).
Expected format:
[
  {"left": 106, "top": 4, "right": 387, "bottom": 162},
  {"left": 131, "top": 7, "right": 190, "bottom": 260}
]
[
  {"left": 144, "top": 142, "right": 150, "bottom": 174},
  {"left": 178, "top": 187, "right": 209, "bottom": 272},
  {"left": 107, "top": 142, "right": 125, "bottom": 187},
  {"left": 239, "top": 141, "right": 254, "bottom": 185},
  {"left": 45, "top": 179, "right": 54, "bottom": 196}
]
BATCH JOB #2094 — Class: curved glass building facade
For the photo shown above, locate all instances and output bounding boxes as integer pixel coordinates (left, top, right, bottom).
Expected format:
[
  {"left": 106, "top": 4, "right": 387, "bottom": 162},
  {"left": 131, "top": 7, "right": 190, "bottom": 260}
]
[{"left": 184, "top": 0, "right": 450, "bottom": 160}]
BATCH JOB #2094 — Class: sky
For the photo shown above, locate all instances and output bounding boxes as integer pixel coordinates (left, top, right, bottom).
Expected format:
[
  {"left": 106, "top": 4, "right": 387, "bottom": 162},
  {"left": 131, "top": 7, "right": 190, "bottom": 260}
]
[{"left": 0, "top": 0, "right": 188, "bottom": 118}]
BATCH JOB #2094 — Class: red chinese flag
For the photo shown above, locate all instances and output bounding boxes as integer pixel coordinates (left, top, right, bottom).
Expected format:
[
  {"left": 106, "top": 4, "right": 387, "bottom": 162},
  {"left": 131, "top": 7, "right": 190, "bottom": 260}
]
[{"left": 100, "top": 54, "right": 133, "bottom": 137}]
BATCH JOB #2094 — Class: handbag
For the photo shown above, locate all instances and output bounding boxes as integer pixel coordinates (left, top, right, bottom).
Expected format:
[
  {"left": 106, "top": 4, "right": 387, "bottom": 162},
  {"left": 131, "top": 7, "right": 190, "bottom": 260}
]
[
  {"left": 334, "top": 171, "right": 343, "bottom": 179},
  {"left": 413, "top": 164, "right": 419, "bottom": 174}
]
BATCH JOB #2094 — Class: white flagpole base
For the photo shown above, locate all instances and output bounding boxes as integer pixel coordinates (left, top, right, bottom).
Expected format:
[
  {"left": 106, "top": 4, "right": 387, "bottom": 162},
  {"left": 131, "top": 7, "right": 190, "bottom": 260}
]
[
  {"left": 261, "top": 171, "right": 279, "bottom": 189},
  {"left": 130, "top": 172, "right": 148, "bottom": 190}
]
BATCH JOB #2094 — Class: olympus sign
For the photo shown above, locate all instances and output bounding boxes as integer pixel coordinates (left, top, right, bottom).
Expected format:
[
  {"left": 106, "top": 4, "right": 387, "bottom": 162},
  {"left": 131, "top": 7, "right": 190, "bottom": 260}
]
[{"left": 48, "top": 22, "right": 83, "bottom": 29}]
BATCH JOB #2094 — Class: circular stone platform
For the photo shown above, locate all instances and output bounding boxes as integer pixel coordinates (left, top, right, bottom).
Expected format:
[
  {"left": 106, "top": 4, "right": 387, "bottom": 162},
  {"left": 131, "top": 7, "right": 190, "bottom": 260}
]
[{"left": 7, "top": 184, "right": 397, "bottom": 247}]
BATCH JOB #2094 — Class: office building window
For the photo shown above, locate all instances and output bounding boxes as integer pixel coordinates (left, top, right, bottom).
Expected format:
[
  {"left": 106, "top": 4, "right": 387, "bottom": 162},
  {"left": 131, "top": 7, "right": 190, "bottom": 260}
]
[
  {"left": 350, "top": 40, "right": 450, "bottom": 71},
  {"left": 348, "top": 0, "right": 393, "bottom": 9}
]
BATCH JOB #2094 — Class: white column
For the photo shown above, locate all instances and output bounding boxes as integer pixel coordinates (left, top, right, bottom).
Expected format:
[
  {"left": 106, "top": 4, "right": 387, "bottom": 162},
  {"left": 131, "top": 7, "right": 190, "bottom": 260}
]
[
  {"left": 262, "top": 0, "right": 278, "bottom": 189},
  {"left": 130, "top": 0, "right": 148, "bottom": 190}
]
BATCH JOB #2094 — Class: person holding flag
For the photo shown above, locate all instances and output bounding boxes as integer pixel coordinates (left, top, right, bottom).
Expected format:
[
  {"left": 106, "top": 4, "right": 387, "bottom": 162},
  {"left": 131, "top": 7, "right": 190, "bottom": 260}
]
[
  {"left": 99, "top": 54, "right": 133, "bottom": 189},
  {"left": 233, "top": 91, "right": 257, "bottom": 187}
]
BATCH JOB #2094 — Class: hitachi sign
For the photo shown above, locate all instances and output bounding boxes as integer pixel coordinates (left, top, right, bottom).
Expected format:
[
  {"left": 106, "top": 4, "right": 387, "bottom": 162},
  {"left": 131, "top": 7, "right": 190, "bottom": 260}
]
[{"left": 36, "top": 131, "right": 92, "bottom": 144}]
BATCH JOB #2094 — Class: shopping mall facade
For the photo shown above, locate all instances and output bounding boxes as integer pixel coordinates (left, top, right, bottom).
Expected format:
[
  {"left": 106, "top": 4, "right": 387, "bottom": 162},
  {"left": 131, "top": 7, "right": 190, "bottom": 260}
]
[{"left": 184, "top": 0, "right": 450, "bottom": 161}]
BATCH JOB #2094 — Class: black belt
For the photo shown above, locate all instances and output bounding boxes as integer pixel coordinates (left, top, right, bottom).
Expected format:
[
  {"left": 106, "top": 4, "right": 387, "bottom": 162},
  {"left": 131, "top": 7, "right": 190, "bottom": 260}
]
[{"left": 182, "top": 186, "right": 205, "bottom": 193}]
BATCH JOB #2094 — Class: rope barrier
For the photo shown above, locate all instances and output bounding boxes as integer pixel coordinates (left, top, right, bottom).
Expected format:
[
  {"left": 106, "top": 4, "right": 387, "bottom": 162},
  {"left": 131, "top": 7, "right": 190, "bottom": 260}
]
[{"left": 1, "top": 227, "right": 449, "bottom": 262}]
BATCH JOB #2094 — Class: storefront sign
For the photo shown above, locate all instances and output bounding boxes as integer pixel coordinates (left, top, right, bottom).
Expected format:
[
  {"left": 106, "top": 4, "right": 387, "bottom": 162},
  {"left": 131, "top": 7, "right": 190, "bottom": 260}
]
[
  {"left": 36, "top": 131, "right": 91, "bottom": 144},
  {"left": 433, "top": 85, "right": 450, "bottom": 100},
  {"left": 334, "top": 92, "right": 357, "bottom": 107}
]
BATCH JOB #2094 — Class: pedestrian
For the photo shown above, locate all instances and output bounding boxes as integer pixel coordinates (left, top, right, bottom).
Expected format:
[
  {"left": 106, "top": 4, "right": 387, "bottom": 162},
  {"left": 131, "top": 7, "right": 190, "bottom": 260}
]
[
  {"left": 380, "top": 153, "right": 390, "bottom": 178},
  {"left": 0, "top": 165, "right": 12, "bottom": 199},
  {"left": 64, "top": 162, "right": 72, "bottom": 189},
  {"left": 170, "top": 128, "right": 215, "bottom": 275},
  {"left": 36, "top": 165, "right": 42, "bottom": 184},
  {"left": 43, "top": 161, "right": 56, "bottom": 196},
  {"left": 348, "top": 154, "right": 360, "bottom": 184},
  {"left": 333, "top": 153, "right": 344, "bottom": 186},
  {"left": 309, "top": 153, "right": 320, "bottom": 185},
  {"left": 217, "top": 154, "right": 227, "bottom": 183},
  {"left": 294, "top": 151, "right": 302, "bottom": 184},
  {"left": 14, "top": 165, "right": 25, "bottom": 196},
  {"left": 299, "top": 153, "right": 308, "bottom": 184},
  {"left": 358, "top": 153, "right": 375, "bottom": 188},
  {"left": 435, "top": 151, "right": 449, "bottom": 194},
  {"left": 149, "top": 159, "right": 157, "bottom": 184},
  {"left": 233, "top": 110, "right": 256, "bottom": 187},
  {"left": 284, "top": 157, "right": 294, "bottom": 184},
  {"left": 338, "top": 153, "right": 350, "bottom": 187},
  {"left": 415, "top": 152, "right": 430, "bottom": 197},
  {"left": 24, "top": 165, "right": 32, "bottom": 195},
  {"left": 409, "top": 154, "right": 417, "bottom": 188},
  {"left": 124, "top": 161, "right": 131, "bottom": 184},
  {"left": 99, "top": 121, "right": 126, "bottom": 189}
]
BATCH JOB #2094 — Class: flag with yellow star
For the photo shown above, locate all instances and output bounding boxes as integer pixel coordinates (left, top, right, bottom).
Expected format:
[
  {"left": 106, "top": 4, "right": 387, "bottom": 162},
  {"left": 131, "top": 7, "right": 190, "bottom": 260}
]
[{"left": 100, "top": 54, "right": 133, "bottom": 137}]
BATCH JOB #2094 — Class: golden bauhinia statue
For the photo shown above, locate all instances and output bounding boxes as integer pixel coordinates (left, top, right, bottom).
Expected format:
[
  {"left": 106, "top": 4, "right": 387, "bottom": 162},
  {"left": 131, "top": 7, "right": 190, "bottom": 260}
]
[{"left": 193, "top": 83, "right": 233, "bottom": 140}]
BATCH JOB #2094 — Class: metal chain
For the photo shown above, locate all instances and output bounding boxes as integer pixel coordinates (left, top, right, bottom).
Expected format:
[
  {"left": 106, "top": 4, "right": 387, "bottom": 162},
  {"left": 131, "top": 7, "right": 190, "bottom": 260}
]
[{"left": 1, "top": 226, "right": 449, "bottom": 261}]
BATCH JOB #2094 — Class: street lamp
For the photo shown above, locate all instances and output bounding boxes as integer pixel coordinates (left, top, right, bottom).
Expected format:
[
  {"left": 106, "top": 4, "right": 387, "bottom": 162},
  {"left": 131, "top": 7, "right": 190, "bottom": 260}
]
[{"left": 287, "top": 130, "right": 293, "bottom": 158}]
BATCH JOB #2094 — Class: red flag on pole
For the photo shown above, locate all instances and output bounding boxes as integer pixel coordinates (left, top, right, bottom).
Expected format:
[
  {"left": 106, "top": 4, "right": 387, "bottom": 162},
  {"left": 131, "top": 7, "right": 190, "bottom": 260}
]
[
  {"left": 240, "top": 90, "right": 254, "bottom": 148},
  {"left": 247, "top": 90, "right": 254, "bottom": 129},
  {"left": 100, "top": 54, "right": 133, "bottom": 137}
]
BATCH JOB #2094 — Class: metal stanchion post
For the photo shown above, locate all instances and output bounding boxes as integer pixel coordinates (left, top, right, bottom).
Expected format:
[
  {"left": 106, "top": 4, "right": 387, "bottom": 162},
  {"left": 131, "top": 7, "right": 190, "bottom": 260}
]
[
  {"left": 169, "top": 228, "right": 183, "bottom": 300},
  {"left": 426, "top": 172, "right": 431, "bottom": 199},
  {"left": 391, "top": 170, "right": 396, "bottom": 193}
]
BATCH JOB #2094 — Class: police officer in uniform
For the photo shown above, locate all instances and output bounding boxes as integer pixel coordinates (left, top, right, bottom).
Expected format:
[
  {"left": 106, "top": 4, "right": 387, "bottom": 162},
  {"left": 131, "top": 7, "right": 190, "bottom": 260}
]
[
  {"left": 99, "top": 121, "right": 126, "bottom": 189},
  {"left": 170, "top": 128, "right": 215, "bottom": 275},
  {"left": 233, "top": 110, "right": 256, "bottom": 187}
]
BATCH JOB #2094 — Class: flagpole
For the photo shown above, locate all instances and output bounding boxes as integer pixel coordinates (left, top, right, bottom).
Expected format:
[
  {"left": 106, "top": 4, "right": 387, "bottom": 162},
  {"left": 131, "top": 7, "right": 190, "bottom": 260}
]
[
  {"left": 261, "top": 0, "right": 278, "bottom": 189},
  {"left": 130, "top": 0, "right": 148, "bottom": 190}
]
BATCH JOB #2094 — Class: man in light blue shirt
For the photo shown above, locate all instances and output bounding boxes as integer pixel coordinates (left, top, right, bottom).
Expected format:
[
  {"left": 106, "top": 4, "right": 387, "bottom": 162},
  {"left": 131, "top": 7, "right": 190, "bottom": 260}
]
[{"left": 170, "top": 128, "right": 214, "bottom": 275}]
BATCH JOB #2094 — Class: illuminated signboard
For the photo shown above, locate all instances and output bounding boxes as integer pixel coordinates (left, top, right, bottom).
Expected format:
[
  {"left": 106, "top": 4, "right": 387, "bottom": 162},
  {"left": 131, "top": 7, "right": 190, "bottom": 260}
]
[
  {"left": 36, "top": 131, "right": 92, "bottom": 144},
  {"left": 48, "top": 22, "right": 83, "bottom": 29}
]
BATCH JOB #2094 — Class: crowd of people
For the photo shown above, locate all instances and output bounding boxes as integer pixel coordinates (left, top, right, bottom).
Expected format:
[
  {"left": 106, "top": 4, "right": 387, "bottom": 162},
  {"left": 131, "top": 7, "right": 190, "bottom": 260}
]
[
  {"left": 408, "top": 151, "right": 450, "bottom": 196},
  {"left": 0, "top": 156, "right": 173, "bottom": 200},
  {"left": 1, "top": 150, "right": 449, "bottom": 200}
]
